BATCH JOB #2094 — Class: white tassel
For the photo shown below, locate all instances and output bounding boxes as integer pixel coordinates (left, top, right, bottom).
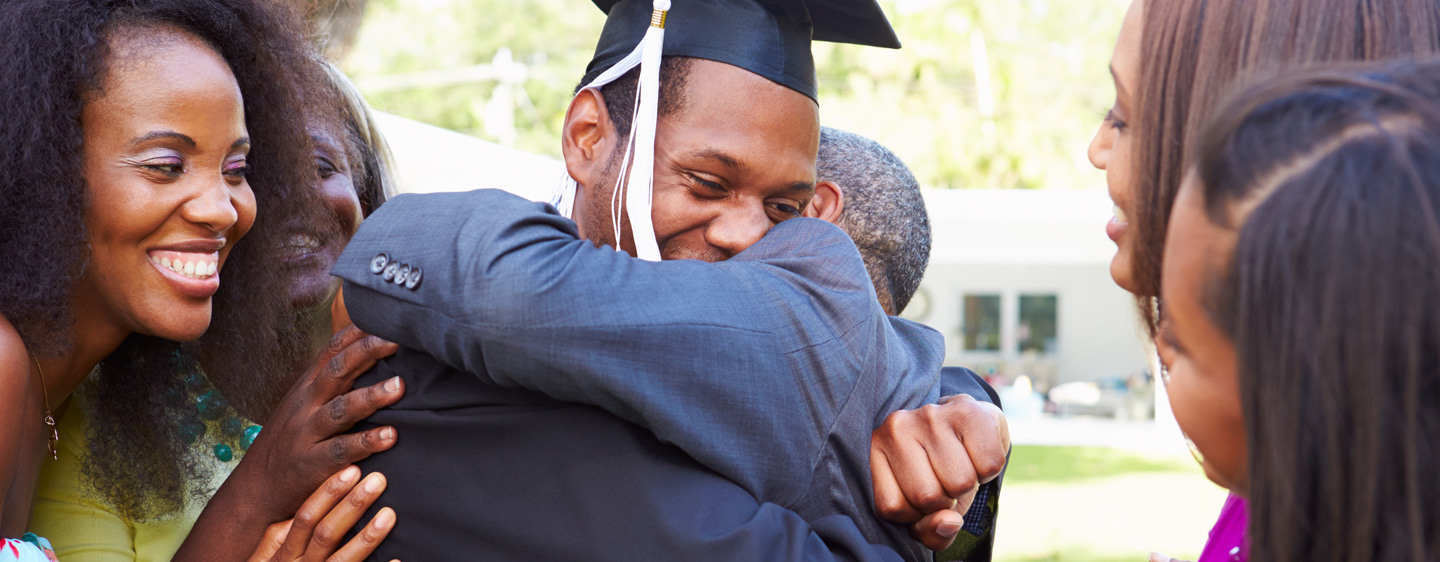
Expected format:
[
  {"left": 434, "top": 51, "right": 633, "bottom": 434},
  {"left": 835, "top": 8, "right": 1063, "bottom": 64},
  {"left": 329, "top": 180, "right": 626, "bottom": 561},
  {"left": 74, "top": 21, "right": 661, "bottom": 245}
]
[{"left": 551, "top": 0, "right": 669, "bottom": 261}]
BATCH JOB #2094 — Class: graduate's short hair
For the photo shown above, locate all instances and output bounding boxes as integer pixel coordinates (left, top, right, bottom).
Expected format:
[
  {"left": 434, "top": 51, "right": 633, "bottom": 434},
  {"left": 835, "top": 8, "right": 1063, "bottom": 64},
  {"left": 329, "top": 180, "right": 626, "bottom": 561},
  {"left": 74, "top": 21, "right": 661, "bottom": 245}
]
[
  {"left": 587, "top": 56, "right": 695, "bottom": 140},
  {"left": 817, "top": 127, "right": 931, "bottom": 315}
]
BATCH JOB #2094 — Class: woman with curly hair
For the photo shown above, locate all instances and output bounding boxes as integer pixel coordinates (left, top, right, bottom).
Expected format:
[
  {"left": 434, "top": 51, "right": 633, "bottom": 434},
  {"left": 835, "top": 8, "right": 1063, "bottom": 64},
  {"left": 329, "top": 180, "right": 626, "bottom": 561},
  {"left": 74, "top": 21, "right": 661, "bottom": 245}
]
[
  {"left": 0, "top": 0, "right": 403, "bottom": 560},
  {"left": 27, "top": 56, "right": 404, "bottom": 561}
]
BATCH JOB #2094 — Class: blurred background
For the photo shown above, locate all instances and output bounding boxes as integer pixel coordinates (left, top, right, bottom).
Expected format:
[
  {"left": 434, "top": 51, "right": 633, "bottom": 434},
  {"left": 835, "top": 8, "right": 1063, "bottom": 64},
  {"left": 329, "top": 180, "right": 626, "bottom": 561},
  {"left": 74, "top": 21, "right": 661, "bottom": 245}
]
[{"left": 319, "top": 0, "right": 1229, "bottom": 559}]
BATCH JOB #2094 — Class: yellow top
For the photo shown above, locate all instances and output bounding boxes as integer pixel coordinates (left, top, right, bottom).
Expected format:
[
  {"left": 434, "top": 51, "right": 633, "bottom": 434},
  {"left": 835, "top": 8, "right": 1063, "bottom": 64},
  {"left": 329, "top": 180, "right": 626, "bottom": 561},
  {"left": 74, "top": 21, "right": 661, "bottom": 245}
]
[{"left": 27, "top": 392, "right": 237, "bottom": 562}]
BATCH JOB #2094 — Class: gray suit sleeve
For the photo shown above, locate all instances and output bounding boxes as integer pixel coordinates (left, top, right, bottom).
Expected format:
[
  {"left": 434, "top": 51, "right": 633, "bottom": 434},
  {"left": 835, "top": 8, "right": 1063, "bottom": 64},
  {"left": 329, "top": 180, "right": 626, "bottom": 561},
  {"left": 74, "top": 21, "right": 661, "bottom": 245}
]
[{"left": 334, "top": 189, "right": 906, "bottom": 507}]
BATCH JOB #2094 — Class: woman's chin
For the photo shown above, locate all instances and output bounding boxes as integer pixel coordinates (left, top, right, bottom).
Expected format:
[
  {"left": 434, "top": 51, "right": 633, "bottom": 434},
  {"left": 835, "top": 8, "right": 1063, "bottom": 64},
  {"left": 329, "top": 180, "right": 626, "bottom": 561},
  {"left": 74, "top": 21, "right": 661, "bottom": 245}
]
[
  {"left": 287, "top": 276, "right": 342, "bottom": 311},
  {"left": 1110, "top": 252, "right": 1140, "bottom": 295},
  {"left": 1200, "top": 460, "right": 1247, "bottom": 496},
  {"left": 143, "top": 315, "right": 212, "bottom": 343}
]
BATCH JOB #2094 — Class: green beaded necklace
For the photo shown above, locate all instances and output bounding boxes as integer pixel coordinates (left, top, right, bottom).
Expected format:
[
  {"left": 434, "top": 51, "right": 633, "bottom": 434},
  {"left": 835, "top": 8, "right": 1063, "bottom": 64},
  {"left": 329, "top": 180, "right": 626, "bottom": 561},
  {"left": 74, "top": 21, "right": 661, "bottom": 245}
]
[{"left": 180, "top": 371, "right": 262, "bottom": 462}]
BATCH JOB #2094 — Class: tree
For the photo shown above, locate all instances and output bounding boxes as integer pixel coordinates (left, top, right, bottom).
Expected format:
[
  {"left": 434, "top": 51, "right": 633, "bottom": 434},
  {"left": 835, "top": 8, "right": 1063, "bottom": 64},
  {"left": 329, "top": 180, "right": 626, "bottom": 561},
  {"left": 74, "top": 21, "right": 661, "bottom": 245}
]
[{"left": 344, "top": 0, "right": 1130, "bottom": 190}]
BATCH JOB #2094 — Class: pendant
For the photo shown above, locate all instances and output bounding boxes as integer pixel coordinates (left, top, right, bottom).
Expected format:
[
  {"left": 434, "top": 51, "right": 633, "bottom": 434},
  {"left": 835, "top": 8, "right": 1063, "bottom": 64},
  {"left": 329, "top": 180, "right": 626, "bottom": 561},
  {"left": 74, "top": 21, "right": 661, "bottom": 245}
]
[{"left": 43, "top": 412, "right": 58, "bottom": 460}]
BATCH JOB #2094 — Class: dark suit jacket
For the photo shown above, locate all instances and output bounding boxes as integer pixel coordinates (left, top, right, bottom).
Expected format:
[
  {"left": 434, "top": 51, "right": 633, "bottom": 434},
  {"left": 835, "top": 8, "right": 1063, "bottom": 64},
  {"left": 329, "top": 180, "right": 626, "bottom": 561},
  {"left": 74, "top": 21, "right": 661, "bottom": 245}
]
[{"left": 335, "top": 190, "right": 977, "bottom": 561}]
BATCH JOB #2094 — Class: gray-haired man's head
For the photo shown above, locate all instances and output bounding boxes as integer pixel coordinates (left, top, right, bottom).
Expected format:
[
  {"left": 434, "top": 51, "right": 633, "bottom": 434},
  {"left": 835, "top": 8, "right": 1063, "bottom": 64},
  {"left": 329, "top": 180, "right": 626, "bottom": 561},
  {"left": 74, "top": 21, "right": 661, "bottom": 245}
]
[{"left": 817, "top": 127, "right": 931, "bottom": 315}]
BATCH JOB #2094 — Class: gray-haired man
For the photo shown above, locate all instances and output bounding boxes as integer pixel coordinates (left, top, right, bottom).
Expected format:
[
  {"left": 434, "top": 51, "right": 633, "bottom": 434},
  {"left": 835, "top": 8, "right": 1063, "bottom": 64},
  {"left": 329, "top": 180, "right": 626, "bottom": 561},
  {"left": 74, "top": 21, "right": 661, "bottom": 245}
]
[{"left": 814, "top": 127, "right": 1002, "bottom": 560}]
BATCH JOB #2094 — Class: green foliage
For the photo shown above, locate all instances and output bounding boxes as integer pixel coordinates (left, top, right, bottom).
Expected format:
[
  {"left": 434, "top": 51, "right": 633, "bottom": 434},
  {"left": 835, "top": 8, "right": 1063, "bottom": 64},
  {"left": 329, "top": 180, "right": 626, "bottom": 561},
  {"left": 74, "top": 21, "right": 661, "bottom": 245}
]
[{"left": 346, "top": 0, "right": 1129, "bottom": 189}]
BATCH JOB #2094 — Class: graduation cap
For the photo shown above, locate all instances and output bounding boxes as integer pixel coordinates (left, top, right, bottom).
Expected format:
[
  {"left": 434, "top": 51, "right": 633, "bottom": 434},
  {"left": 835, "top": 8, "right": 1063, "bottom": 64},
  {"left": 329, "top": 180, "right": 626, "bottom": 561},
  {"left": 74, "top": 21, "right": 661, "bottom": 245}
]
[{"left": 552, "top": 0, "right": 901, "bottom": 260}]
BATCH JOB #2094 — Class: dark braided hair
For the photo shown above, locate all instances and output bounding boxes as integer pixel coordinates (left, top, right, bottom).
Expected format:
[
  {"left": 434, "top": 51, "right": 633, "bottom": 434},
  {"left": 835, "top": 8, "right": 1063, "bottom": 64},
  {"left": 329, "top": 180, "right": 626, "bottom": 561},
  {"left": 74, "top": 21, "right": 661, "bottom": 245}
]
[{"left": 0, "top": 0, "right": 333, "bottom": 520}]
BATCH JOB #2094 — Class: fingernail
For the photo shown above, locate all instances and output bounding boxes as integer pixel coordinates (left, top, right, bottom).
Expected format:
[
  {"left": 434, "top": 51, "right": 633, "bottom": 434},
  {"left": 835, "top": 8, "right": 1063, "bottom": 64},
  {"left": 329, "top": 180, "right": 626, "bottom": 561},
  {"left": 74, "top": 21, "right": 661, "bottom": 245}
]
[
  {"left": 384, "top": 376, "right": 401, "bottom": 392},
  {"left": 374, "top": 507, "right": 395, "bottom": 528},
  {"left": 363, "top": 474, "right": 384, "bottom": 494},
  {"left": 937, "top": 520, "right": 962, "bottom": 538},
  {"left": 380, "top": 427, "right": 396, "bottom": 441},
  {"left": 340, "top": 465, "right": 360, "bottom": 483}
]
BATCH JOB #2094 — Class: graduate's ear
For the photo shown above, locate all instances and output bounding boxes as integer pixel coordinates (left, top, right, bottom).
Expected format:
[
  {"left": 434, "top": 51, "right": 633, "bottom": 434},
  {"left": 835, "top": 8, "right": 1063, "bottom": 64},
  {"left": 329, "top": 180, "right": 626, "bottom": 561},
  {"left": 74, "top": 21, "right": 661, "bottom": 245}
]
[
  {"left": 806, "top": 180, "right": 846, "bottom": 223},
  {"left": 561, "top": 88, "right": 614, "bottom": 190}
]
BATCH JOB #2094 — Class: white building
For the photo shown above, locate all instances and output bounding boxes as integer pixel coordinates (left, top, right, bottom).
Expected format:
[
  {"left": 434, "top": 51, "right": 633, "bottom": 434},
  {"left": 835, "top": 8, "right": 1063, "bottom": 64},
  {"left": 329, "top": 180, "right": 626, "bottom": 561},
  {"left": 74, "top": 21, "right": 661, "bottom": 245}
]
[{"left": 903, "top": 189, "right": 1152, "bottom": 393}]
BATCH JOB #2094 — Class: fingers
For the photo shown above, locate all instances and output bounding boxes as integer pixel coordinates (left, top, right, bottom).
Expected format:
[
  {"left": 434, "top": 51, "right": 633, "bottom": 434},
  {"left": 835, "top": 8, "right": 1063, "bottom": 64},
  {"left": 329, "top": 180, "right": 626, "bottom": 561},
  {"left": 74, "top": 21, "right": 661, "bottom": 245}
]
[
  {"left": 953, "top": 481, "right": 979, "bottom": 519},
  {"left": 247, "top": 520, "right": 292, "bottom": 562},
  {"left": 275, "top": 466, "right": 362, "bottom": 561},
  {"left": 890, "top": 436, "right": 959, "bottom": 515},
  {"left": 322, "top": 377, "right": 405, "bottom": 434},
  {"left": 322, "top": 426, "right": 399, "bottom": 468},
  {"left": 871, "top": 445, "right": 924, "bottom": 523},
  {"left": 908, "top": 508, "right": 965, "bottom": 552},
  {"left": 313, "top": 333, "right": 400, "bottom": 396},
  {"left": 316, "top": 326, "right": 372, "bottom": 372},
  {"left": 1149, "top": 553, "right": 1174, "bottom": 562},
  {"left": 915, "top": 405, "right": 979, "bottom": 500},
  {"left": 873, "top": 407, "right": 964, "bottom": 516},
  {"left": 326, "top": 508, "right": 397, "bottom": 562},
  {"left": 938, "top": 395, "right": 1010, "bottom": 484},
  {"left": 308, "top": 473, "right": 389, "bottom": 561},
  {"left": 909, "top": 481, "right": 979, "bottom": 552}
]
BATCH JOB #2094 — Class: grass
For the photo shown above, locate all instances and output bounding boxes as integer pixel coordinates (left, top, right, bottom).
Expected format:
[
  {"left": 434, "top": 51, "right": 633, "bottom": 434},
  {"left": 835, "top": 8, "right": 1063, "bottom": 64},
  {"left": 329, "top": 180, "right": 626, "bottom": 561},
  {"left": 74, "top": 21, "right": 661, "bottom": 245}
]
[
  {"left": 939, "top": 445, "right": 1223, "bottom": 562},
  {"left": 1002, "top": 445, "right": 1197, "bottom": 485}
]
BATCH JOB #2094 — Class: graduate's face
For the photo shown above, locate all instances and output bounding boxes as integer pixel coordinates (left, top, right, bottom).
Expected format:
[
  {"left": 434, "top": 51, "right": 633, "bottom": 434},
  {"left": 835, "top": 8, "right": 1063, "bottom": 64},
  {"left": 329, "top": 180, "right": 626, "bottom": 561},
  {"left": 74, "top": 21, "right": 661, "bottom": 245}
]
[
  {"left": 572, "top": 59, "right": 820, "bottom": 262},
  {"left": 1089, "top": 0, "right": 1143, "bottom": 293},
  {"left": 76, "top": 26, "right": 254, "bottom": 342},
  {"left": 1157, "top": 174, "right": 1247, "bottom": 494}
]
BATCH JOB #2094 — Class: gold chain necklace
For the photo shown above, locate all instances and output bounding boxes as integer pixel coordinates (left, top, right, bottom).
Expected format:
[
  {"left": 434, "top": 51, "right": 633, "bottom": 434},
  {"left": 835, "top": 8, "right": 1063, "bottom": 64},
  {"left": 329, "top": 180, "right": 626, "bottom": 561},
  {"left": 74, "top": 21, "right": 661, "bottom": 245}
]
[{"left": 29, "top": 354, "right": 59, "bottom": 460}]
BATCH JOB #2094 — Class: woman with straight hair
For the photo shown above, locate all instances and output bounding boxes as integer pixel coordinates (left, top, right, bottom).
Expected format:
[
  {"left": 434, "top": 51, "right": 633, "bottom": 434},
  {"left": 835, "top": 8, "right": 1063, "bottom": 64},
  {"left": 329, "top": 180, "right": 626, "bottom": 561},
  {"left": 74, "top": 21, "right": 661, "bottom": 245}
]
[
  {"left": 1086, "top": 0, "right": 1440, "bottom": 560},
  {"left": 1162, "top": 58, "right": 1440, "bottom": 562}
]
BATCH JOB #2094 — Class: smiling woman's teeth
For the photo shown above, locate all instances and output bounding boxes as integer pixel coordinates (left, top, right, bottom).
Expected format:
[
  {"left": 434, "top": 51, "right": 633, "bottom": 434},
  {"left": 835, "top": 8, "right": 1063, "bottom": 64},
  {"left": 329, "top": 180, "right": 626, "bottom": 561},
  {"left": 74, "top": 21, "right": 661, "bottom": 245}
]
[
  {"left": 1113, "top": 204, "right": 1130, "bottom": 225},
  {"left": 150, "top": 255, "right": 218, "bottom": 279}
]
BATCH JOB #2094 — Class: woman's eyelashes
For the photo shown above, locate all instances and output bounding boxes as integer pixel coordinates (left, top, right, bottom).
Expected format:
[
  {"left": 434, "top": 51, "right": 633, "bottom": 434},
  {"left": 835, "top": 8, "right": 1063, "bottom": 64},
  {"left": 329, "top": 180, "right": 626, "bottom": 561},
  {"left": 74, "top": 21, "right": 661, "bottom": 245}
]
[
  {"left": 130, "top": 154, "right": 248, "bottom": 182},
  {"left": 141, "top": 159, "right": 185, "bottom": 178},
  {"left": 1105, "top": 107, "right": 1128, "bottom": 132},
  {"left": 223, "top": 158, "right": 249, "bottom": 181},
  {"left": 315, "top": 155, "right": 339, "bottom": 178}
]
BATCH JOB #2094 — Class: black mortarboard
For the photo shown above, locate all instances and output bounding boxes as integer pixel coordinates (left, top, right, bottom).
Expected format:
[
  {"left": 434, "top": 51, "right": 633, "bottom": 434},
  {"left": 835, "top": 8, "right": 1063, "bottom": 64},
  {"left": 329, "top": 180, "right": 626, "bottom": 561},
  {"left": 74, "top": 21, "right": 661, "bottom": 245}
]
[{"left": 583, "top": 0, "right": 901, "bottom": 101}]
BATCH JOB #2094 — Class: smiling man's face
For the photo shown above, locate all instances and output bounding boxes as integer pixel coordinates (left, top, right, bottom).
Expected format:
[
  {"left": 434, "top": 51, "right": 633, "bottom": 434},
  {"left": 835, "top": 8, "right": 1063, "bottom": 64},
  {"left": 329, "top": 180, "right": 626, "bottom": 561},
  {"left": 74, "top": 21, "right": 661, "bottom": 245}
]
[{"left": 569, "top": 58, "right": 821, "bottom": 262}]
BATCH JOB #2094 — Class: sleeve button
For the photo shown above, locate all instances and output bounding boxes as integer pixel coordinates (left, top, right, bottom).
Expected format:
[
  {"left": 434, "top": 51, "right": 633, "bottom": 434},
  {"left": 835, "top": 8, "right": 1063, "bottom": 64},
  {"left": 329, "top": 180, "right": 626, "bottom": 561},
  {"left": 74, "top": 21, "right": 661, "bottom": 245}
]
[
  {"left": 369, "top": 253, "right": 390, "bottom": 274},
  {"left": 394, "top": 264, "right": 412, "bottom": 285},
  {"left": 382, "top": 262, "right": 399, "bottom": 282},
  {"left": 405, "top": 267, "right": 423, "bottom": 290}
]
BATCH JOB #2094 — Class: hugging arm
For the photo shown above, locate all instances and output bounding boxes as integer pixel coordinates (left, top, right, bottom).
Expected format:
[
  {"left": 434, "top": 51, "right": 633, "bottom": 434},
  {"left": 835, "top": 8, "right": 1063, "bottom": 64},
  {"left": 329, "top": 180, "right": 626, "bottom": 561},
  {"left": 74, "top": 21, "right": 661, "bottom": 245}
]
[{"left": 333, "top": 189, "right": 907, "bottom": 505}]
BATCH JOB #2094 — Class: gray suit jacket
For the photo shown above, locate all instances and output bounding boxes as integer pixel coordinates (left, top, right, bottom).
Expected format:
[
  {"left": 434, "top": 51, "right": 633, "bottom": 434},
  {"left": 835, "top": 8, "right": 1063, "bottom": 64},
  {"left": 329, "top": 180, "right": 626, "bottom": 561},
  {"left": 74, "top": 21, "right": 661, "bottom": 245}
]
[{"left": 335, "top": 189, "right": 946, "bottom": 561}]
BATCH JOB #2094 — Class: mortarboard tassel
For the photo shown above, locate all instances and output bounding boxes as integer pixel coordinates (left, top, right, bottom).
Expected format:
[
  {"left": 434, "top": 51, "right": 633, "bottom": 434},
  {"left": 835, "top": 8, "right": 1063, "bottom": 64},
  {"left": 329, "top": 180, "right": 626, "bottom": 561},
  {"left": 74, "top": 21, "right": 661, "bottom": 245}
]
[{"left": 553, "top": 0, "right": 669, "bottom": 261}]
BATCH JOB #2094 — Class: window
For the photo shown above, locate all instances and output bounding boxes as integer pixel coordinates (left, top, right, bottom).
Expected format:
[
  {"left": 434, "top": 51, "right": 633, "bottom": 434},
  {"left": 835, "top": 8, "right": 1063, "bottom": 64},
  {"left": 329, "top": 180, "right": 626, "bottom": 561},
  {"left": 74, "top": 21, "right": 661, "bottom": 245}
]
[
  {"left": 962, "top": 294, "right": 1001, "bottom": 351},
  {"left": 1018, "top": 294, "right": 1058, "bottom": 354}
]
